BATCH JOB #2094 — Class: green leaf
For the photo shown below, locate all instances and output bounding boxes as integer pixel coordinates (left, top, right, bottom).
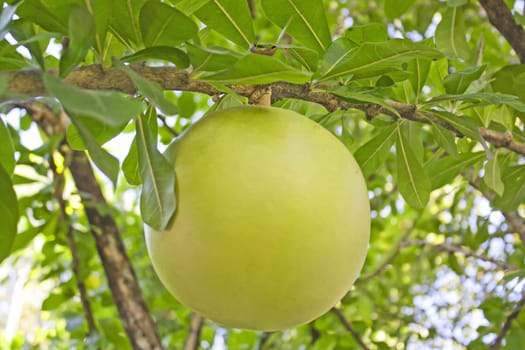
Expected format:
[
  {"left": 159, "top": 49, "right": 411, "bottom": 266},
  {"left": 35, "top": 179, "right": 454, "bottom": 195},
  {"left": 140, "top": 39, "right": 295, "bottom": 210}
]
[
  {"left": 140, "top": 1, "right": 197, "bottom": 47},
  {"left": 116, "top": 62, "right": 178, "bottom": 115},
  {"left": 174, "top": 0, "right": 210, "bottom": 15},
  {"left": 8, "top": 19, "right": 46, "bottom": 69},
  {"left": 136, "top": 111, "right": 176, "bottom": 230},
  {"left": 484, "top": 151, "right": 504, "bottom": 196},
  {"left": 426, "top": 92, "right": 525, "bottom": 113},
  {"left": 396, "top": 122, "right": 430, "bottom": 209},
  {"left": 109, "top": 0, "right": 146, "bottom": 47},
  {"left": 201, "top": 54, "right": 312, "bottom": 84},
  {"left": 492, "top": 165, "right": 525, "bottom": 211},
  {"left": 0, "top": 117, "right": 15, "bottom": 176},
  {"left": 187, "top": 44, "right": 241, "bottom": 72},
  {"left": 66, "top": 116, "right": 128, "bottom": 150},
  {"left": 16, "top": 0, "right": 67, "bottom": 34},
  {"left": 435, "top": 6, "right": 471, "bottom": 60},
  {"left": 42, "top": 292, "right": 67, "bottom": 311},
  {"left": 405, "top": 39, "right": 434, "bottom": 102},
  {"left": 9, "top": 224, "right": 45, "bottom": 255},
  {"left": 345, "top": 23, "right": 388, "bottom": 44},
  {"left": 331, "top": 88, "right": 400, "bottom": 117},
  {"left": 70, "top": 116, "right": 120, "bottom": 186},
  {"left": 424, "top": 152, "right": 484, "bottom": 189},
  {"left": 89, "top": 0, "right": 111, "bottom": 55},
  {"left": 320, "top": 39, "right": 442, "bottom": 82},
  {"left": 0, "top": 1, "right": 19, "bottom": 40},
  {"left": 0, "top": 163, "right": 18, "bottom": 264},
  {"left": 432, "top": 111, "right": 482, "bottom": 141},
  {"left": 43, "top": 73, "right": 143, "bottom": 127},
  {"left": 121, "top": 46, "right": 189, "bottom": 68},
  {"left": 195, "top": 0, "right": 255, "bottom": 48},
  {"left": 262, "top": 0, "right": 331, "bottom": 54},
  {"left": 287, "top": 46, "right": 319, "bottom": 71},
  {"left": 384, "top": 0, "right": 416, "bottom": 19},
  {"left": 492, "top": 64, "right": 525, "bottom": 102},
  {"left": 443, "top": 65, "right": 486, "bottom": 95},
  {"left": 60, "top": 6, "right": 96, "bottom": 77},
  {"left": 354, "top": 123, "right": 397, "bottom": 177},
  {"left": 122, "top": 108, "right": 159, "bottom": 186},
  {"left": 122, "top": 136, "right": 141, "bottom": 185},
  {"left": 431, "top": 122, "right": 458, "bottom": 157}
]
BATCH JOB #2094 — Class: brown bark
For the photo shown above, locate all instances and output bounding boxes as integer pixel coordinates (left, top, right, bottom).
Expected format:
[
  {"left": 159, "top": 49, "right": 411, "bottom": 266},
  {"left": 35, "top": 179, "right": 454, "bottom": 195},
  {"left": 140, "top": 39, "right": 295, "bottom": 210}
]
[
  {"left": 4, "top": 66, "right": 525, "bottom": 157},
  {"left": 66, "top": 149, "right": 163, "bottom": 350},
  {"left": 51, "top": 156, "right": 97, "bottom": 335},
  {"left": 478, "top": 0, "right": 525, "bottom": 63}
]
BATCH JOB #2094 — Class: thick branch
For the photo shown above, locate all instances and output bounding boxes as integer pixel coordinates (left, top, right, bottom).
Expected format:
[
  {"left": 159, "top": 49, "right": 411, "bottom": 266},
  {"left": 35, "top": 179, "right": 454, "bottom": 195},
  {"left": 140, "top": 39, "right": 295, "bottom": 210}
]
[
  {"left": 490, "top": 289, "right": 525, "bottom": 350},
  {"left": 480, "top": 128, "right": 525, "bottom": 156},
  {"left": 67, "top": 150, "right": 163, "bottom": 350},
  {"left": 478, "top": 0, "right": 525, "bottom": 63},
  {"left": 4, "top": 66, "right": 525, "bottom": 156},
  {"left": 21, "top": 103, "right": 163, "bottom": 350}
]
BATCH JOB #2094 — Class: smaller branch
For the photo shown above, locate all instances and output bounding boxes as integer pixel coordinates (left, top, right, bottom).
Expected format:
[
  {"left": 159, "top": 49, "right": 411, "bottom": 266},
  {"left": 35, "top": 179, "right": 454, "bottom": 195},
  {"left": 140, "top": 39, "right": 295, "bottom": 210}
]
[
  {"left": 331, "top": 308, "right": 371, "bottom": 350},
  {"left": 478, "top": 0, "right": 525, "bottom": 63},
  {"left": 359, "top": 220, "right": 416, "bottom": 281},
  {"left": 157, "top": 114, "right": 179, "bottom": 138},
  {"left": 403, "top": 239, "right": 519, "bottom": 271},
  {"left": 50, "top": 151, "right": 97, "bottom": 335},
  {"left": 490, "top": 288, "right": 525, "bottom": 350},
  {"left": 469, "top": 179, "right": 525, "bottom": 246},
  {"left": 504, "top": 212, "right": 525, "bottom": 248},
  {"left": 183, "top": 313, "right": 204, "bottom": 350},
  {"left": 250, "top": 85, "right": 272, "bottom": 106},
  {"left": 256, "top": 332, "right": 272, "bottom": 350},
  {"left": 479, "top": 128, "right": 525, "bottom": 156}
]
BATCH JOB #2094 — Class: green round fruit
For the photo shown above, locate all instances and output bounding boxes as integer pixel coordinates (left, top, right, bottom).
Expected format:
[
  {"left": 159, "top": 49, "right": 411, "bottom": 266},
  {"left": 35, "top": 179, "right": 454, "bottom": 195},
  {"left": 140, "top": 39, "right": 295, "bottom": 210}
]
[{"left": 145, "top": 106, "right": 370, "bottom": 331}]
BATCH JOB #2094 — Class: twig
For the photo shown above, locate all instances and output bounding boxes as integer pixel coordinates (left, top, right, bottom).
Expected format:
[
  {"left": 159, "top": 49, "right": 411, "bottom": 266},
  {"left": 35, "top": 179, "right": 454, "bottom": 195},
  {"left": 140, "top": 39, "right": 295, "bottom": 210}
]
[
  {"left": 157, "top": 114, "right": 179, "bottom": 137},
  {"left": 469, "top": 179, "right": 525, "bottom": 246},
  {"left": 256, "top": 332, "right": 272, "bottom": 350},
  {"left": 403, "top": 239, "right": 518, "bottom": 271},
  {"left": 50, "top": 153, "right": 98, "bottom": 336},
  {"left": 359, "top": 231, "right": 410, "bottom": 281},
  {"left": 504, "top": 212, "right": 525, "bottom": 248},
  {"left": 490, "top": 288, "right": 525, "bottom": 350},
  {"left": 331, "top": 308, "right": 371, "bottom": 350},
  {"left": 183, "top": 313, "right": 204, "bottom": 350},
  {"left": 478, "top": 0, "right": 525, "bottom": 63}
]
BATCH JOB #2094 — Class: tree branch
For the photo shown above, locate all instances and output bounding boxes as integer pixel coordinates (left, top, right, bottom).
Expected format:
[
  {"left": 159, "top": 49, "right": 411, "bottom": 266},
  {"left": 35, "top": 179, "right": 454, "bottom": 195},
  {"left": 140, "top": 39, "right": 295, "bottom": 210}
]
[
  {"left": 478, "top": 0, "right": 525, "bottom": 63},
  {"left": 490, "top": 288, "right": 525, "bottom": 350},
  {"left": 403, "top": 239, "right": 519, "bottom": 271},
  {"left": 50, "top": 155, "right": 97, "bottom": 335},
  {"left": 19, "top": 102, "right": 164, "bottom": 350},
  {"left": 4, "top": 65, "right": 524, "bottom": 157},
  {"left": 479, "top": 128, "right": 525, "bottom": 156},
  {"left": 183, "top": 313, "right": 204, "bottom": 350},
  {"left": 331, "top": 308, "right": 371, "bottom": 350},
  {"left": 469, "top": 179, "right": 525, "bottom": 246}
]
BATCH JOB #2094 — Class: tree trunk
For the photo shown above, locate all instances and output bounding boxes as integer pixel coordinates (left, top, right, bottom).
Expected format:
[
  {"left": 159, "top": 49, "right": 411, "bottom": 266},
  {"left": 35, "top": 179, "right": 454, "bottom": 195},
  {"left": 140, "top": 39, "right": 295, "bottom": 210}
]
[{"left": 67, "top": 149, "right": 163, "bottom": 350}]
